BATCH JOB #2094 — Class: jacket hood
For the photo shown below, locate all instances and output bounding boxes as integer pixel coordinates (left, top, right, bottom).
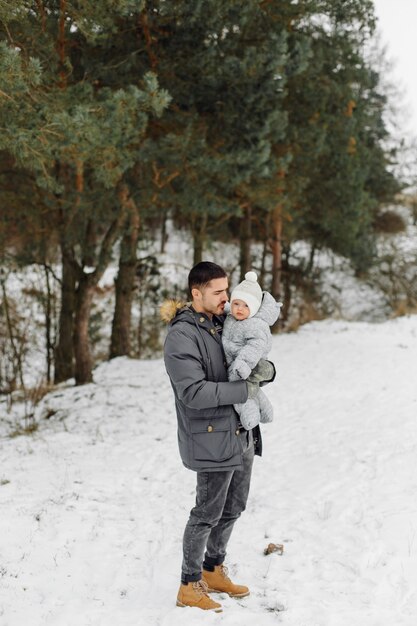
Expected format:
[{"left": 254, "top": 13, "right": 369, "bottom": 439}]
[
  {"left": 160, "top": 299, "right": 190, "bottom": 324},
  {"left": 254, "top": 291, "right": 282, "bottom": 326},
  {"left": 160, "top": 299, "right": 227, "bottom": 333}
]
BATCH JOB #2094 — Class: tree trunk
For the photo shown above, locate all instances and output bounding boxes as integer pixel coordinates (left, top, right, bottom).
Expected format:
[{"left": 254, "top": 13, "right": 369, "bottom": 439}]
[
  {"left": 55, "top": 157, "right": 82, "bottom": 383},
  {"left": 137, "top": 289, "right": 145, "bottom": 358},
  {"left": 73, "top": 274, "right": 94, "bottom": 385},
  {"left": 306, "top": 242, "right": 316, "bottom": 275},
  {"left": 160, "top": 209, "right": 168, "bottom": 253},
  {"left": 71, "top": 187, "right": 128, "bottom": 384},
  {"left": 110, "top": 208, "right": 140, "bottom": 358},
  {"left": 270, "top": 204, "right": 283, "bottom": 334},
  {"left": 110, "top": 252, "right": 137, "bottom": 359},
  {"left": 193, "top": 212, "right": 207, "bottom": 266},
  {"left": 280, "top": 251, "right": 292, "bottom": 322},
  {"left": 270, "top": 203, "right": 283, "bottom": 300},
  {"left": 54, "top": 250, "right": 76, "bottom": 383},
  {"left": 43, "top": 263, "right": 54, "bottom": 383},
  {"left": 259, "top": 211, "right": 271, "bottom": 289},
  {"left": 239, "top": 204, "right": 252, "bottom": 281},
  {"left": 0, "top": 273, "right": 25, "bottom": 390}
]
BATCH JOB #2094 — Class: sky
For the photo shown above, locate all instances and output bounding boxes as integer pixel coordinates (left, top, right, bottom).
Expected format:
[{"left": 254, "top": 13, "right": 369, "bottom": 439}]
[{"left": 373, "top": 0, "right": 417, "bottom": 137}]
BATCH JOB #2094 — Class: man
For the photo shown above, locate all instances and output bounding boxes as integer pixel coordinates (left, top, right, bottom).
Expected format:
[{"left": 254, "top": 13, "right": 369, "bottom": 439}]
[{"left": 162, "top": 261, "right": 275, "bottom": 612}]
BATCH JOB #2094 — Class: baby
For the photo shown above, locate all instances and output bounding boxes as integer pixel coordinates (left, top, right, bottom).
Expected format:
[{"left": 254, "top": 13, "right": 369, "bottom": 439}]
[{"left": 222, "top": 271, "right": 282, "bottom": 430}]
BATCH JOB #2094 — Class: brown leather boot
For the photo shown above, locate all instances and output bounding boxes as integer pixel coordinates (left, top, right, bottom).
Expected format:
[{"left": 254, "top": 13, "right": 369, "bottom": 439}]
[
  {"left": 176, "top": 580, "right": 223, "bottom": 612},
  {"left": 202, "top": 564, "right": 250, "bottom": 598}
]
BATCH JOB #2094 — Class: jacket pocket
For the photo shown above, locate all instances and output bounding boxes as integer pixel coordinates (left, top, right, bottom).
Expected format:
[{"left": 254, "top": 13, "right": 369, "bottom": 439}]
[{"left": 190, "top": 420, "right": 233, "bottom": 463}]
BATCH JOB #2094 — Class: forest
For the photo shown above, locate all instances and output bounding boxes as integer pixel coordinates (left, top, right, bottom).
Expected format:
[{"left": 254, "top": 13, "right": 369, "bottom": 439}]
[{"left": 0, "top": 0, "right": 413, "bottom": 399}]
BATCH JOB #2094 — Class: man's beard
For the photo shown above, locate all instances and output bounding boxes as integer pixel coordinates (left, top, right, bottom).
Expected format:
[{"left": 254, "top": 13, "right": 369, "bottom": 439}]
[{"left": 203, "top": 299, "right": 226, "bottom": 315}]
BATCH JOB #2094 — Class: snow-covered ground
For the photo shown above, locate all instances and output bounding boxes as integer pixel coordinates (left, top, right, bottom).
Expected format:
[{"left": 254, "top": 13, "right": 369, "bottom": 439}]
[{"left": 1, "top": 315, "right": 417, "bottom": 626}]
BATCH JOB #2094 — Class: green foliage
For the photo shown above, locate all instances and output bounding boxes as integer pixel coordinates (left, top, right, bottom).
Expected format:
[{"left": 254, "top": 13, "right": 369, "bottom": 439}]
[
  {"left": 1, "top": 0, "right": 400, "bottom": 270},
  {"left": 47, "top": 77, "right": 169, "bottom": 188},
  {"left": 269, "top": 0, "right": 402, "bottom": 272},
  {"left": 128, "top": 1, "right": 290, "bottom": 222},
  {"left": 0, "top": 0, "right": 171, "bottom": 282},
  {"left": 0, "top": 0, "right": 405, "bottom": 350}
]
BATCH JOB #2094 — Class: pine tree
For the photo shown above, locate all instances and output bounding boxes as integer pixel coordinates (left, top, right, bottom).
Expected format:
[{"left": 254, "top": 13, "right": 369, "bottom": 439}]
[
  {"left": 131, "top": 1, "right": 290, "bottom": 256},
  {"left": 0, "top": 1, "right": 170, "bottom": 383},
  {"left": 289, "top": 3, "right": 400, "bottom": 274},
  {"left": 251, "top": 0, "right": 401, "bottom": 305}
]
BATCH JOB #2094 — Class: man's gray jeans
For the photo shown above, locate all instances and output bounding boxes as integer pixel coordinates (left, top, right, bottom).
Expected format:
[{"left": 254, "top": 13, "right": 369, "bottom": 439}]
[{"left": 181, "top": 431, "right": 255, "bottom": 583}]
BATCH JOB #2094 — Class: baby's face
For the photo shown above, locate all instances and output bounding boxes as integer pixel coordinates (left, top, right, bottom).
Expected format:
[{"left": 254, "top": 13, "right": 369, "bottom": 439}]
[{"left": 231, "top": 299, "right": 250, "bottom": 320}]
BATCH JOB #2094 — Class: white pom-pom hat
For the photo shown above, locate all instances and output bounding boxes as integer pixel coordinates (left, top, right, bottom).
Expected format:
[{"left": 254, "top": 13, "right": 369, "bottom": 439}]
[{"left": 230, "top": 271, "right": 263, "bottom": 318}]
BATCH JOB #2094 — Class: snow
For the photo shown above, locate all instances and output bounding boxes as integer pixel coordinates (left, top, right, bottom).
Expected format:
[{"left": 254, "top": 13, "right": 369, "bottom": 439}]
[{"left": 1, "top": 316, "right": 417, "bottom": 625}]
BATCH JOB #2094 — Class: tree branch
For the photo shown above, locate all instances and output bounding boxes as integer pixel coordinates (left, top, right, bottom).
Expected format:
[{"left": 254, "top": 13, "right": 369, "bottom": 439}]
[
  {"left": 139, "top": 10, "right": 158, "bottom": 70},
  {"left": 92, "top": 184, "right": 131, "bottom": 281},
  {"left": 57, "top": 0, "right": 68, "bottom": 88},
  {"left": 36, "top": 0, "right": 47, "bottom": 32}
]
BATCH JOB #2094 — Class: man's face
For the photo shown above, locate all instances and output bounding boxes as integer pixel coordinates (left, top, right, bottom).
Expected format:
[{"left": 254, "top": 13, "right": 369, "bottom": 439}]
[{"left": 192, "top": 277, "right": 229, "bottom": 318}]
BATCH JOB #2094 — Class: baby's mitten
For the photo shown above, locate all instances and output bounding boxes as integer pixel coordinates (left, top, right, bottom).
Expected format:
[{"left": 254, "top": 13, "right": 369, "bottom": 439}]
[
  {"left": 229, "top": 359, "right": 252, "bottom": 380},
  {"left": 258, "top": 390, "right": 274, "bottom": 423},
  {"left": 236, "top": 399, "right": 261, "bottom": 430}
]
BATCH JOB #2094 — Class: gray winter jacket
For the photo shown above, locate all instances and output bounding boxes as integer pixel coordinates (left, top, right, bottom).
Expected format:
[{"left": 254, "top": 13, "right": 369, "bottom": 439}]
[{"left": 163, "top": 302, "right": 262, "bottom": 472}]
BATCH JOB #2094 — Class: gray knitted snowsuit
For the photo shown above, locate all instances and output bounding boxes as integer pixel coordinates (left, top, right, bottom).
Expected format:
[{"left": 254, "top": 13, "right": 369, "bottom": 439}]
[{"left": 222, "top": 291, "right": 281, "bottom": 430}]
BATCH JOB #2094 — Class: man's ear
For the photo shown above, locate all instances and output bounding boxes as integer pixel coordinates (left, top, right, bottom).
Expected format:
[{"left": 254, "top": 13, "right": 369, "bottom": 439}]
[{"left": 191, "top": 287, "right": 202, "bottom": 300}]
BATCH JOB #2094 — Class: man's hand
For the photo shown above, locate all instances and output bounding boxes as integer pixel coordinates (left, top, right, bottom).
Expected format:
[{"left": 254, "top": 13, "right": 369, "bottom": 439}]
[
  {"left": 247, "top": 359, "right": 276, "bottom": 385},
  {"left": 246, "top": 381, "right": 260, "bottom": 399}
]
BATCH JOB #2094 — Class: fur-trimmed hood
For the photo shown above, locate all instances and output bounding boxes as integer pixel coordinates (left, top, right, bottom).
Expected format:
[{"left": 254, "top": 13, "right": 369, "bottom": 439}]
[{"left": 159, "top": 299, "right": 189, "bottom": 324}]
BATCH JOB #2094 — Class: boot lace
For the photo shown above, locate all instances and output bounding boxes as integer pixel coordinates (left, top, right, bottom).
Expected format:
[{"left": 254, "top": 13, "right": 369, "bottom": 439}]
[
  {"left": 219, "top": 564, "right": 231, "bottom": 581},
  {"left": 192, "top": 580, "right": 210, "bottom": 598}
]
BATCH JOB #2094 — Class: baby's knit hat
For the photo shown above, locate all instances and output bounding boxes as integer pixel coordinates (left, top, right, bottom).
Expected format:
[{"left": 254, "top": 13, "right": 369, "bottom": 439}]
[{"left": 230, "top": 271, "right": 263, "bottom": 318}]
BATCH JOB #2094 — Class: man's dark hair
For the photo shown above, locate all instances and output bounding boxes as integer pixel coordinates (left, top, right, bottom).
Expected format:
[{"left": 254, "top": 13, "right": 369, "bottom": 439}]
[{"left": 188, "top": 261, "right": 227, "bottom": 296}]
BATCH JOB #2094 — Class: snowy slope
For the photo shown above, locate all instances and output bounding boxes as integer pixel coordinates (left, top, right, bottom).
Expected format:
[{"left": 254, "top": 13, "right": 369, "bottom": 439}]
[{"left": 1, "top": 316, "right": 417, "bottom": 626}]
